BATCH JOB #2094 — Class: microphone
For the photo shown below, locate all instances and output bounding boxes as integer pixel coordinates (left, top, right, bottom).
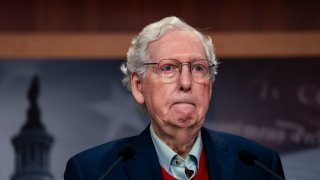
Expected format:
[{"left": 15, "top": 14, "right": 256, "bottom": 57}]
[
  {"left": 239, "top": 150, "right": 284, "bottom": 180},
  {"left": 99, "top": 145, "right": 135, "bottom": 180}
]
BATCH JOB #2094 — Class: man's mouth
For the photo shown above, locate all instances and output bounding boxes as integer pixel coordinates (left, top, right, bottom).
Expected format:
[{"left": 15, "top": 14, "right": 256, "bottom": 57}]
[{"left": 171, "top": 102, "right": 196, "bottom": 112}]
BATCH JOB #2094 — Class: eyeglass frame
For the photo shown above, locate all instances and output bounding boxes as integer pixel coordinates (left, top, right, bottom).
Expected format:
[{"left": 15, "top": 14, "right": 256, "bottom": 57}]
[{"left": 143, "top": 58, "right": 216, "bottom": 83}]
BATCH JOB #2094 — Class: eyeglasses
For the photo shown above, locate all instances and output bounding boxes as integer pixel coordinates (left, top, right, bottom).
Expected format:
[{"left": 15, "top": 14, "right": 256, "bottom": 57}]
[{"left": 143, "top": 58, "right": 215, "bottom": 83}]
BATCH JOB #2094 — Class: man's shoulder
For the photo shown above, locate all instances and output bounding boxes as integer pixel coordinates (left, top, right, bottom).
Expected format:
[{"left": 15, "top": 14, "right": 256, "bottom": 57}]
[
  {"left": 205, "top": 129, "right": 259, "bottom": 144},
  {"left": 203, "top": 128, "right": 276, "bottom": 154},
  {"left": 202, "top": 129, "right": 285, "bottom": 179},
  {"left": 64, "top": 127, "right": 155, "bottom": 179}
]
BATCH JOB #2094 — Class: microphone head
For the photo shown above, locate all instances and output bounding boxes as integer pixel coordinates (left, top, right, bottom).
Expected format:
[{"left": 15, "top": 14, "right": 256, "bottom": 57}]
[
  {"left": 239, "top": 150, "right": 257, "bottom": 166},
  {"left": 117, "top": 145, "right": 135, "bottom": 162}
]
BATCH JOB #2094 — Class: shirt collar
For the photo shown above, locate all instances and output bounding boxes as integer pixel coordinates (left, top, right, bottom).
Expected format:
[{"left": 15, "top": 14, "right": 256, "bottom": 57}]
[{"left": 150, "top": 125, "right": 202, "bottom": 172}]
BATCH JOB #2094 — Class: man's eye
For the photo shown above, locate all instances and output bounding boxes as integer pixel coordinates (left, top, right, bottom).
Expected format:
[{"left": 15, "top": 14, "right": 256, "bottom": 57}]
[
  {"left": 160, "top": 64, "right": 176, "bottom": 72},
  {"left": 192, "top": 65, "right": 206, "bottom": 72}
]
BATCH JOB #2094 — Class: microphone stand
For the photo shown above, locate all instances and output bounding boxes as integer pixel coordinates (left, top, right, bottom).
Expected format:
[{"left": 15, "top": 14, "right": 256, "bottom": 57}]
[
  {"left": 253, "top": 160, "right": 284, "bottom": 180},
  {"left": 99, "top": 156, "right": 124, "bottom": 180}
]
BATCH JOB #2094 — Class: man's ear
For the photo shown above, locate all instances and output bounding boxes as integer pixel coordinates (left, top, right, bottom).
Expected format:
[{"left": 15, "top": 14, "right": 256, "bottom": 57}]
[{"left": 131, "top": 73, "right": 145, "bottom": 104}]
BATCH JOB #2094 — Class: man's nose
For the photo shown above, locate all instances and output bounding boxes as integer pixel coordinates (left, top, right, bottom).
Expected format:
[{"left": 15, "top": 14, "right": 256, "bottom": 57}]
[{"left": 178, "top": 64, "right": 192, "bottom": 92}]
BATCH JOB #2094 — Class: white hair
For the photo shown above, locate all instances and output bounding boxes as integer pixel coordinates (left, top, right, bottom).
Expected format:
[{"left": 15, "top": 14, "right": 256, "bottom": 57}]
[{"left": 120, "top": 16, "right": 218, "bottom": 91}]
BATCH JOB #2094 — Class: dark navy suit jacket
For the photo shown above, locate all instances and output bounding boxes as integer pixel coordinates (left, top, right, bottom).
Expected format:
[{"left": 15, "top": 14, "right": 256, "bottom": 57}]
[{"left": 64, "top": 126, "right": 285, "bottom": 180}]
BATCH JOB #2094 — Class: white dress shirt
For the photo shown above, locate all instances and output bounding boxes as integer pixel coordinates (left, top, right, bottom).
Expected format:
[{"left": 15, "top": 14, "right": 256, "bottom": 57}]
[{"left": 150, "top": 125, "right": 202, "bottom": 180}]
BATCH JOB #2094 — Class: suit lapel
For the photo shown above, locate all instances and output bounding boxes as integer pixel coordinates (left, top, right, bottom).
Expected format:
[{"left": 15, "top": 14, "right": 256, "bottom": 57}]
[
  {"left": 202, "top": 128, "right": 237, "bottom": 180},
  {"left": 123, "top": 126, "right": 237, "bottom": 180},
  {"left": 124, "top": 125, "right": 163, "bottom": 180}
]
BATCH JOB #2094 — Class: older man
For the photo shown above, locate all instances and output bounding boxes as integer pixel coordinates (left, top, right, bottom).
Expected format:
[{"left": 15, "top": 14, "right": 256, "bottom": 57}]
[{"left": 64, "top": 17, "right": 285, "bottom": 180}]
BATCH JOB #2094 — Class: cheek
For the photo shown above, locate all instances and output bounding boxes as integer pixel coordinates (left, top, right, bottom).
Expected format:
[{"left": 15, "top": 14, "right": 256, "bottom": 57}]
[
  {"left": 150, "top": 85, "right": 175, "bottom": 108},
  {"left": 197, "top": 84, "right": 212, "bottom": 107},
  {"left": 142, "top": 78, "right": 174, "bottom": 111}
]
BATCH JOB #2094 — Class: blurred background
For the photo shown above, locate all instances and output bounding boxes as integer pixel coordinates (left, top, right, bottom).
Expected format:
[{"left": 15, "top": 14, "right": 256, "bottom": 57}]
[{"left": 0, "top": 0, "right": 319, "bottom": 180}]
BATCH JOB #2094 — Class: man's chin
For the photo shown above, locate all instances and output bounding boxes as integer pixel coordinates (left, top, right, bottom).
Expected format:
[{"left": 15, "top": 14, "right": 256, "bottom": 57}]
[{"left": 173, "top": 116, "right": 198, "bottom": 128}]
